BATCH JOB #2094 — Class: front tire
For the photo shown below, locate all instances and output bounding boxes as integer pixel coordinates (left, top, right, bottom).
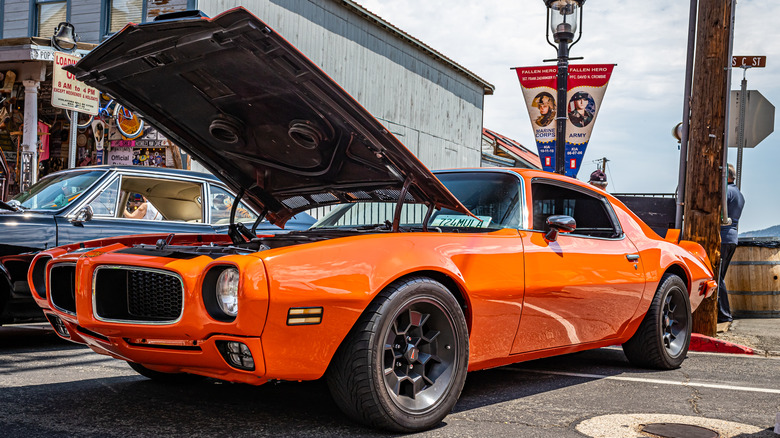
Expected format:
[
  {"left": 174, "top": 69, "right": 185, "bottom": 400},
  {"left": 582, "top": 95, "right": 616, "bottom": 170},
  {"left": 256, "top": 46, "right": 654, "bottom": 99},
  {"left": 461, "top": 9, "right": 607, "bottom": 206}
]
[
  {"left": 623, "top": 274, "right": 691, "bottom": 369},
  {"left": 326, "top": 276, "right": 469, "bottom": 432}
]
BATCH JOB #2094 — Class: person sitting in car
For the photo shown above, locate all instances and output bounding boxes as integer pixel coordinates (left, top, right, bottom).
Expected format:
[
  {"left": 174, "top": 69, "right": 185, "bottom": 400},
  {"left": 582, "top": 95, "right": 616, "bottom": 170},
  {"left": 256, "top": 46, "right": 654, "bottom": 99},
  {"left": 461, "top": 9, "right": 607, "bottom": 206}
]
[{"left": 123, "top": 193, "right": 163, "bottom": 220}]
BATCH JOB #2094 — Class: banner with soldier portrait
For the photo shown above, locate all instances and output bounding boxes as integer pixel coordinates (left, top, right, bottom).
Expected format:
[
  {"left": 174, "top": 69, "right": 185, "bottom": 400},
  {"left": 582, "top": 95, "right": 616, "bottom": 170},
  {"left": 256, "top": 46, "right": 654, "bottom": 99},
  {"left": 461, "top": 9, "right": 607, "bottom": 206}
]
[{"left": 514, "top": 64, "right": 614, "bottom": 177}]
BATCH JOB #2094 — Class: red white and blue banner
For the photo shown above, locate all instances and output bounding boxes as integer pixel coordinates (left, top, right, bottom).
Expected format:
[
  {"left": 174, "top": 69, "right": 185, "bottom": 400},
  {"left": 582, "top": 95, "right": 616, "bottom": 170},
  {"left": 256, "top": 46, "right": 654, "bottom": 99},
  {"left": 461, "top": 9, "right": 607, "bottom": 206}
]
[{"left": 514, "top": 64, "right": 614, "bottom": 177}]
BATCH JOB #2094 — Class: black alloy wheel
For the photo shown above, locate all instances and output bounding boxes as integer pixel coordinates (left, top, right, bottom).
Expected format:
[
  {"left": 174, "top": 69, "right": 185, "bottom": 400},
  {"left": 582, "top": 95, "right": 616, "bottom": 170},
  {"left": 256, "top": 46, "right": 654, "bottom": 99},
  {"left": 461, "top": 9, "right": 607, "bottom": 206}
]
[
  {"left": 382, "top": 297, "right": 458, "bottom": 413},
  {"left": 623, "top": 273, "right": 691, "bottom": 369},
  {"left": 327, "top": 276, "right": 468, "bottom": 432},
  {"left": 661, "top": 285, "right": 689, "bottom": 357}
]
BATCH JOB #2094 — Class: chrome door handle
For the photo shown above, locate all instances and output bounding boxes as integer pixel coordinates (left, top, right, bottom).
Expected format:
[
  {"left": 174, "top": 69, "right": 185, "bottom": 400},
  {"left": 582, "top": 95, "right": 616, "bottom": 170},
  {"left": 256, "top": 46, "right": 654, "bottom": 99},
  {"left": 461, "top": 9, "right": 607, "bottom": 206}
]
[{"left": 626, "top": 254, "right": 640, "bottom": 262}]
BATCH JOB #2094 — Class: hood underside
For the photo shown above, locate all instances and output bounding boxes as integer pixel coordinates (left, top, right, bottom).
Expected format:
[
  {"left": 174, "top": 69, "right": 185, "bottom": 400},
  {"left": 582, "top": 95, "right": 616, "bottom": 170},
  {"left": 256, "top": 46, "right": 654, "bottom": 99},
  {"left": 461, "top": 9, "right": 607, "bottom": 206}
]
[{"left": 66, "top": 7, "right": 471, "bottom": 227}]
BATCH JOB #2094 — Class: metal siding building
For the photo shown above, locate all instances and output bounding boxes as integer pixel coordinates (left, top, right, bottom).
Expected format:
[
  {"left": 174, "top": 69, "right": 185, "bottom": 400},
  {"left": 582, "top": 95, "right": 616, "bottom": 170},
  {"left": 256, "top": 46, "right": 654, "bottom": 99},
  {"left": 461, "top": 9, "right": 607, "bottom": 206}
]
[
  {"left": 1, "top": 0, "right": 493, "bottom": 175},
  {"left": 196, "top": 0, "right": 494, "bottom": 170}
]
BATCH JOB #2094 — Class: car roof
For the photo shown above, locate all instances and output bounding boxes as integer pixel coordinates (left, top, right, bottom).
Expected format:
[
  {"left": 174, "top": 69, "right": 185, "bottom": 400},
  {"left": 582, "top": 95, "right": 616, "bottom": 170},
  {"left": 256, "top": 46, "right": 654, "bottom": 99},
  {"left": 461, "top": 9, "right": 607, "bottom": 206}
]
[{"left": 48, "top": 165, "right": 222, "bottom": 183}]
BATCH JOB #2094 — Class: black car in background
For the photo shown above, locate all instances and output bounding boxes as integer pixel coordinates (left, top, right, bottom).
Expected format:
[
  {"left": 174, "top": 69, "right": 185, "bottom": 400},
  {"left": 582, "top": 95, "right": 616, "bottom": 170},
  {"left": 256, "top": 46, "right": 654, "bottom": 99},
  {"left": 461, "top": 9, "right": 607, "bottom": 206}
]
[{"left": 0, "top": 165, "right": 315, "bottom": 324}]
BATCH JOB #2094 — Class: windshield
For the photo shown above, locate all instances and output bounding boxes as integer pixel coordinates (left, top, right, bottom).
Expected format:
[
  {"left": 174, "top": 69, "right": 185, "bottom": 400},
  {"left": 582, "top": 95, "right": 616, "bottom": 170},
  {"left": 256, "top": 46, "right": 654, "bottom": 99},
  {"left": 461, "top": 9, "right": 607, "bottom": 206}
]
[
  {"left": 312, "top": 172, "right": 522, "bottom": 231},
  {"left": 13, "top": 170, "right": 105, "bottom": 210}
]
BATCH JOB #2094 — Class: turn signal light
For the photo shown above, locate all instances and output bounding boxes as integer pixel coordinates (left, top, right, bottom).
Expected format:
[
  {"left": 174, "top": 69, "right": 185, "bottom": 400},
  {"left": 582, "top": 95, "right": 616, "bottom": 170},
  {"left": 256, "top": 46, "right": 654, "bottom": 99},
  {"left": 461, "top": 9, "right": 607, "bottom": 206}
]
[
  {"left": 46, "top": 314, "right": 70, "bottom": 338},
  {"left": 216, "top": 341, "right": 255, "bottom": 371},
  {"left": 287, "top": 307, "right": 323, "bottom": 325}
]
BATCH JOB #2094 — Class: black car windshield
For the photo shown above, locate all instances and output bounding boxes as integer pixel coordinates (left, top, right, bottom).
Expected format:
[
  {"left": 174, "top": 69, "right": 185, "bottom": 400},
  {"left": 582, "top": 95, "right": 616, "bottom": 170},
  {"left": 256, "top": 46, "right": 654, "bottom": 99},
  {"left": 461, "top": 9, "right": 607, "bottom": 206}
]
[
  {"left": 13, "top": 170, "right": 105, "bottom": 210},
  {"left": 312, "top": 172, "right": 522, "bottom": 231}
]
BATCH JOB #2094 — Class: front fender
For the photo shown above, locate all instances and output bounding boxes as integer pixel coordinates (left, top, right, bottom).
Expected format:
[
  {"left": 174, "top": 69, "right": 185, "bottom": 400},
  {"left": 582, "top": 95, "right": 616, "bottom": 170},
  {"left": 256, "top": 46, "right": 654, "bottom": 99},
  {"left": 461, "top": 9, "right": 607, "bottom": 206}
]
[{"left": 258, "top": 230, "right": 524, "bottom": 380}]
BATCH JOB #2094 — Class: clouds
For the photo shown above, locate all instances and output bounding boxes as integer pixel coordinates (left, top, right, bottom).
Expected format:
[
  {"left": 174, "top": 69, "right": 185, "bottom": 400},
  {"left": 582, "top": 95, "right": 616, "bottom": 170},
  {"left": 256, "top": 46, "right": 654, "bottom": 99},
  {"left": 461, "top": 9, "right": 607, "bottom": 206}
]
[{"left": 357, "top": 0, "right": 779, "bottom": 233}]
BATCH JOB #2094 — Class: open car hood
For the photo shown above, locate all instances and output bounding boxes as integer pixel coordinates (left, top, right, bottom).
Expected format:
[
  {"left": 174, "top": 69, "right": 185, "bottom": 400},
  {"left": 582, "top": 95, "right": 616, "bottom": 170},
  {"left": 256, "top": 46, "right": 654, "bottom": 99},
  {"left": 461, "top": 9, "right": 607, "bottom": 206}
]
[{"left": 66, "top": 7, "right": 471, "bottom": 227}]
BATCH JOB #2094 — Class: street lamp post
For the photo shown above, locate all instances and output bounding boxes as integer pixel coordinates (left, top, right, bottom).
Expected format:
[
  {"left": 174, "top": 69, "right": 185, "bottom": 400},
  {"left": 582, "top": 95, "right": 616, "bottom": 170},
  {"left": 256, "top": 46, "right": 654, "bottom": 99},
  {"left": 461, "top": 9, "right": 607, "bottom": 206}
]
[{"left": 544, "top": 0, "right": 585, "bottom": 175}]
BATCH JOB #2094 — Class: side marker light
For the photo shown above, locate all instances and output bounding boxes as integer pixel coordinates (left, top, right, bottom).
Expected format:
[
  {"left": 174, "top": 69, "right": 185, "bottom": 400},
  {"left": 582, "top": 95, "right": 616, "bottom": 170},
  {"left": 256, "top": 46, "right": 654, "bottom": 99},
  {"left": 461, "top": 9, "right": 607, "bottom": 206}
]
[{"left": 287, "top": 307, "right": 323, "bottom": 325}]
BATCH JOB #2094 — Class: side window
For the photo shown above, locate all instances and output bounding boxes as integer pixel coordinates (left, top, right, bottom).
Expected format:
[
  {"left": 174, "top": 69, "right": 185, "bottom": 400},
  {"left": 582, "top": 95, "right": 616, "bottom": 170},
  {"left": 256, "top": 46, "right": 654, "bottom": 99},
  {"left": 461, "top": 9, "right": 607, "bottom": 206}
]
[
  {"left": 210, "top": 186, "right": 258, "bottom": 225},
  {"left": 531, "top": 182, "right": 620, "bottom": 238},
  {"left": 88, "top": 178, "right": 119, "bottom": 217},
  {"left": 118, "top": 176, "right": 203, "bottom": 222}
]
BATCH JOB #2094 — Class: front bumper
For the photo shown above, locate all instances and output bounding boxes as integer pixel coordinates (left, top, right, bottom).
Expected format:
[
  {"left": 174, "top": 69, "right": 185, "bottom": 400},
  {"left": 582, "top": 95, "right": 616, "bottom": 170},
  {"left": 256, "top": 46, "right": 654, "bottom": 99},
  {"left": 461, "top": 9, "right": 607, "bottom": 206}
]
[
  {"left": 33, "top": 245, "right": 272, "bottom": 384},
  {"left": 45, "top": 310, "right": 267, "bottom": 384}
]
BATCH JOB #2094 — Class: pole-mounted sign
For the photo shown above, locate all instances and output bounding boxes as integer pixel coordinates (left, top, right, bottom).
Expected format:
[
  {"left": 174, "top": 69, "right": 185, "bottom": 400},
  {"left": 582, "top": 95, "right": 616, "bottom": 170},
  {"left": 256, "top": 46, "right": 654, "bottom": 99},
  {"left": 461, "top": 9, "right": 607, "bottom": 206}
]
[
  {"left": 514, "top": 64, "right": 614, "bottom": 177},
  {"left": 732, "top": 56, "right": 766, "bottom": 68}
]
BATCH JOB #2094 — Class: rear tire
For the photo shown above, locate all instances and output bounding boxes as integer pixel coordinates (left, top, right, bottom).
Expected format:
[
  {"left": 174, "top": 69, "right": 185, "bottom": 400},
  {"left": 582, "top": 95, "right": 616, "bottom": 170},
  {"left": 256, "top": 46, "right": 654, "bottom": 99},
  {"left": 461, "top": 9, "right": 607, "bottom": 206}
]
[
  {"left": 326, "top": 276, "right": 468, "bottom": 432},
  {"left": 623, "top": 274, "right": 691, "bottom": 369},
  {"left": 127, "top": 362, "right": 206, "bottom": 383}
]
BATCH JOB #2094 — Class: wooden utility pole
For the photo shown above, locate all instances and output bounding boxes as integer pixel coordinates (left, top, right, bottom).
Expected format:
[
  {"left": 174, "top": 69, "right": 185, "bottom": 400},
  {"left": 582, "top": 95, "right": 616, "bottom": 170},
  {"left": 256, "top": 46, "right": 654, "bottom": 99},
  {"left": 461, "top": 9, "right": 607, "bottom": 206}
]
[{"left": 684, "top": 0, "right": 733, "bottom": 336}]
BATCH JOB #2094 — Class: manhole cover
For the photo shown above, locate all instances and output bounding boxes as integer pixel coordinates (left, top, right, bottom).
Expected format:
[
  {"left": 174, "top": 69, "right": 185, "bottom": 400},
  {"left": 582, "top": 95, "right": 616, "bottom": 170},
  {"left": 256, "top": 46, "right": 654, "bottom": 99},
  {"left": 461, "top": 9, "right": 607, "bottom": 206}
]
[{"left": 642, "top": 422, "right": 719, "bottom": 438}]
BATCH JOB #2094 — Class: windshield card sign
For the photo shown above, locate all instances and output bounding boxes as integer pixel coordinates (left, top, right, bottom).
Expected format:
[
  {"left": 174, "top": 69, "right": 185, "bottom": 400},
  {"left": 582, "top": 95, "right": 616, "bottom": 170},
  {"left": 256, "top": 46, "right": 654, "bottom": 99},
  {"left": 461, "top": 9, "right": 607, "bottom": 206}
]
[
  {"left": 514, "top": 64, "right": 614, "bottom": 177},
  {"left": 430, "top": 215, "right": 492, "bottom": 228},
  {"left": 52, "top": 52, "right": 99, "bottom": 115}
]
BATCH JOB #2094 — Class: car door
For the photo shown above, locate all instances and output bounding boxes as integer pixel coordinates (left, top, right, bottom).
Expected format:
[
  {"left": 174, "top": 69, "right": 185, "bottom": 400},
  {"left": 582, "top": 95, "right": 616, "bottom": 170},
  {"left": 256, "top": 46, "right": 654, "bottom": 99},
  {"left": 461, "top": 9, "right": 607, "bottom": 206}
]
[
  {"left": 54, "top": 174, "right": 121, "bottom": 245},
  {"left": 511, "top": 179, "right": 645, "bottom": 354}
]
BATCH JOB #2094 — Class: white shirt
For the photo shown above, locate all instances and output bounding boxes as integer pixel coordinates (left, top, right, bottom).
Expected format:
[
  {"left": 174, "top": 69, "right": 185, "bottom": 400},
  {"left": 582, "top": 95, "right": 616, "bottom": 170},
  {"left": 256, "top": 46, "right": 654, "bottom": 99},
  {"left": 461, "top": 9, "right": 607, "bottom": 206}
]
[{"left": 143, "top": 202, "right": 163, "bottom": 221}]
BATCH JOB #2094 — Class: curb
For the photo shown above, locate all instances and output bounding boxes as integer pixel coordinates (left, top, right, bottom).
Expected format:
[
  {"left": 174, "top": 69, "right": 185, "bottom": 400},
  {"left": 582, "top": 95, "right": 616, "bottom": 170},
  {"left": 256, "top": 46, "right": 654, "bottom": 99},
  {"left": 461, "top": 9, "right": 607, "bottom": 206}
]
[{"left": 689, "top": 333, "right": 756, "bottom": 355}]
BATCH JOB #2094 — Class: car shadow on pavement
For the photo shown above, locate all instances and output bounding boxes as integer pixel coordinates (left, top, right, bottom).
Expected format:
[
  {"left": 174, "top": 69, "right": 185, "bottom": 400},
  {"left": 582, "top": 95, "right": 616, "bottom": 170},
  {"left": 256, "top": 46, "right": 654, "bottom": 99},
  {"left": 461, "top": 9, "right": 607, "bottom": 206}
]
[
  {"left": 454, "top": 347, "right": 639, "bottom": 413},
  {"left": 1, "top": 329, "right": 702, "bottom": 437}
]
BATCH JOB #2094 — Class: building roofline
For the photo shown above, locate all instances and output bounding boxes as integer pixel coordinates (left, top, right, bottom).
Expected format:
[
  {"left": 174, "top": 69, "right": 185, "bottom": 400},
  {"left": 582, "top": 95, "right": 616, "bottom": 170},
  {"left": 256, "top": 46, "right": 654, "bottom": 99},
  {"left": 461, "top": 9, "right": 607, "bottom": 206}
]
[
  {"left": 0, "top": 37, "right": 97, "bottom": 63},
  {"left": 339, "top": 0, "right": 495, "bottom": 95}
]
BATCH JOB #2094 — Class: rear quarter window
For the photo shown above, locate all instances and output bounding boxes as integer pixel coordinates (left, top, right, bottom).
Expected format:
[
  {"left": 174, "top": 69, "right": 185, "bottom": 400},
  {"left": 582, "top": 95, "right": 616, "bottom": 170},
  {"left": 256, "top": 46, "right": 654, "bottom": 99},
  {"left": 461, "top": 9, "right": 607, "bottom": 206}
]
[{"left": 531, "top": 181, "right": 621, "bottom": 238}]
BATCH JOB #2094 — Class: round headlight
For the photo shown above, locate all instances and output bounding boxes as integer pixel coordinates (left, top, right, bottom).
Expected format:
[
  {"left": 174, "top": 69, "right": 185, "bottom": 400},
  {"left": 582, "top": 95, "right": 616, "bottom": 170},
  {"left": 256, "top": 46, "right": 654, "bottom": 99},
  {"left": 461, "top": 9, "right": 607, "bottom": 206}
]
[{"left": 216, "top": 268, "right": 240, "bottom": 317}]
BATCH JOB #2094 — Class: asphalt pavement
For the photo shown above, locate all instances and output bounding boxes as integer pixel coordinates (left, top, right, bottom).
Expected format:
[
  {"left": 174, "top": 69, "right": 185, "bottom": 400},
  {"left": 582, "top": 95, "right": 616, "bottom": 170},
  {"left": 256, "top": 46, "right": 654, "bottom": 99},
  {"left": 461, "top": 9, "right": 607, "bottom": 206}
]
[{"left": 1, "top": 323, "right": 779, "bottom": 437}]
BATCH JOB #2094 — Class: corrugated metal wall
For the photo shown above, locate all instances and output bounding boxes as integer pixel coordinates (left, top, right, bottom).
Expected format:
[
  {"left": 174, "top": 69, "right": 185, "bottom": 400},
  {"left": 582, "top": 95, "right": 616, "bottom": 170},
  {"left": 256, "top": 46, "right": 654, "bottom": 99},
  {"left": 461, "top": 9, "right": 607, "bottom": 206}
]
[
  {"left": 1, "top": 0, "right": 486, "bottom": 172},
  {"left": 197, "top": 0, "right": 485, "bottom": 171}
]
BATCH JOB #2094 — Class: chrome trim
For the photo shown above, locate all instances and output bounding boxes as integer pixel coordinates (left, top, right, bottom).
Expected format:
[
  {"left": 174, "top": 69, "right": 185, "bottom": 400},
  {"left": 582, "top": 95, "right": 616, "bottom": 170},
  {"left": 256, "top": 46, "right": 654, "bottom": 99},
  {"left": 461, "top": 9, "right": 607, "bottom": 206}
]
[
  {"left": 519, "top": 176, "right": 625, "bottom": 240},
  {"left": 65, "top": 173, "right": 118, "bottom": 220},
  {"left": 92, "top": 265, "right": 185, "bottom": 325},
  {"left": 48, "top": 262, "right": 77, "bottom": 316}
]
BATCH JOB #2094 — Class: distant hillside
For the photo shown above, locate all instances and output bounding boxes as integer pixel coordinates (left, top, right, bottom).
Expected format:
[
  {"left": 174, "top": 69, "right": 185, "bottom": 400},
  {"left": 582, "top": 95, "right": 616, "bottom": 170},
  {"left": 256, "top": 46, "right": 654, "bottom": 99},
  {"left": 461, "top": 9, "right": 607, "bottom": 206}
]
[{"left": 740, "top": 224, "right": 780, "bottom": 238}]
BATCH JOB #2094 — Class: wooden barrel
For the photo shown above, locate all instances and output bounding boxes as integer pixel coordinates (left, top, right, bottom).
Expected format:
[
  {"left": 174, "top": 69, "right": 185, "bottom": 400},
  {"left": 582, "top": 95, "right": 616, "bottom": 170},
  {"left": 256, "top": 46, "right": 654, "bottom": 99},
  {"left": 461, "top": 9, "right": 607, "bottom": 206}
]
[{"left": 724, "top": 239, "right": 780, "bottom": 318}]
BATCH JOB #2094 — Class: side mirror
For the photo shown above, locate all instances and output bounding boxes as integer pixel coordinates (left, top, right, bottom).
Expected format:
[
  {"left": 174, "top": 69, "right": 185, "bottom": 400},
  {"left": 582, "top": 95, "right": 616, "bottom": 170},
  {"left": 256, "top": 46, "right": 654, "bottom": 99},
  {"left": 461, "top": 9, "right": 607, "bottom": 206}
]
[
  {"left": 6, "top": 200, "right": 22, "bottom": 211},
  {"left": 70, "top": 205, "right": 93, "bottom": 225},
  {"left": 545, "top": 215, "right": 576, "bottom": 242}
]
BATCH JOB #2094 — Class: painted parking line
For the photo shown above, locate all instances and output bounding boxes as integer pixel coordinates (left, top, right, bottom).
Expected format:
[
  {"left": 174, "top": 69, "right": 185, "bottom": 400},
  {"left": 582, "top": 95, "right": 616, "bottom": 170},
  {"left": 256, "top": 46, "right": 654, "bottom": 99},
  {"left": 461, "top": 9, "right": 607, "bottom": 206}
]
[{"left": 508, "top": 368, "right": 780, "bottom": 395}]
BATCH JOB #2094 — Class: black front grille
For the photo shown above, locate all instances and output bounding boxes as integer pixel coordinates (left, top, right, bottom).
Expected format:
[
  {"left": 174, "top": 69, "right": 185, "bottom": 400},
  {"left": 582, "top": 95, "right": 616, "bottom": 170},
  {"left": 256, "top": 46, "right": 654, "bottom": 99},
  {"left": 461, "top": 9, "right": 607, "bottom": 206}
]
[
  {"left": 50, "top": 264, "right": 76, "bottom": 315},
  {"left": 94, "top": 267, "right": 183, "bottom": 323},
  {"left": 127, "top": 270, "right": 182, "bottom": 319},
  {"left": 31, "top": 256, "right": 51, "bottom": 299}
]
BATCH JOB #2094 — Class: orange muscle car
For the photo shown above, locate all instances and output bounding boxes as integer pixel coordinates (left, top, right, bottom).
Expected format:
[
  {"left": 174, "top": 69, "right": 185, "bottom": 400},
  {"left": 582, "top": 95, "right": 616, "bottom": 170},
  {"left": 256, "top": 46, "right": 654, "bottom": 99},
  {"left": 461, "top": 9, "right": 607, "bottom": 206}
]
[{"left": 31, "top": 8, "right": 716, "bottom": 432}]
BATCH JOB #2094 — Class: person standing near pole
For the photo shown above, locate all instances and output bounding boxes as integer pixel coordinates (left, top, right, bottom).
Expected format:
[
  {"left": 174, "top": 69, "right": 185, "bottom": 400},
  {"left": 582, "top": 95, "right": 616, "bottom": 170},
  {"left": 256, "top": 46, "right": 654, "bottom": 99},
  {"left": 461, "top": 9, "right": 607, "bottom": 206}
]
[{"left": 718, "top": 163, "right": 745, "bottom": 323}]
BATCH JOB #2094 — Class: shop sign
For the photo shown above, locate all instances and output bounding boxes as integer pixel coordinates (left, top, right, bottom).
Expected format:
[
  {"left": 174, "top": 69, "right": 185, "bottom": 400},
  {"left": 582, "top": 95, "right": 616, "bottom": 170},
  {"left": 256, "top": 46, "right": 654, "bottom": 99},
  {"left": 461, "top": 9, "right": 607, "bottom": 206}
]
[
  {"left": 51, "top": 52, "right": 99, "bottom": 115},
  {"left": 107, "top": 150, "right": 133, "bottom": 165}
]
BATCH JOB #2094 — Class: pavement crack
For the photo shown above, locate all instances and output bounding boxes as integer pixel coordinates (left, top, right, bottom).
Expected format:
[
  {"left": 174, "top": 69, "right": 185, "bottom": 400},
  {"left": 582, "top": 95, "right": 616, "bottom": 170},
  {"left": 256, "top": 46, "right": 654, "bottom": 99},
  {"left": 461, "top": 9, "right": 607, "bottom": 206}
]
[{"left": 681, "top": 371, "right": 702, "bottom": 415}]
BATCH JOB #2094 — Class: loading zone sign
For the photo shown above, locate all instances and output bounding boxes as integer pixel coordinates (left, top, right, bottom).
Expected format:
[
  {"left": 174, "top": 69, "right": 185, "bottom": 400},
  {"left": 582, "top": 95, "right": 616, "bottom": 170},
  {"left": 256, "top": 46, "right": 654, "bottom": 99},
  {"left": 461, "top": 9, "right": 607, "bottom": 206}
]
[{"left": 51, "top": 52, "right": 98, "bottom": 115}]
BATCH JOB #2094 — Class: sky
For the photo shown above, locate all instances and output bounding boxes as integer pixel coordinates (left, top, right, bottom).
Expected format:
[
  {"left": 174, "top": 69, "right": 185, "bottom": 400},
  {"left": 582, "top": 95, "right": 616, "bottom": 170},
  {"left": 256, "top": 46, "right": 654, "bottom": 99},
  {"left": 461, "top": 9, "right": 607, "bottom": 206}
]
[{"left": 357, "top": 0, "right": 780, "bottom": 234}]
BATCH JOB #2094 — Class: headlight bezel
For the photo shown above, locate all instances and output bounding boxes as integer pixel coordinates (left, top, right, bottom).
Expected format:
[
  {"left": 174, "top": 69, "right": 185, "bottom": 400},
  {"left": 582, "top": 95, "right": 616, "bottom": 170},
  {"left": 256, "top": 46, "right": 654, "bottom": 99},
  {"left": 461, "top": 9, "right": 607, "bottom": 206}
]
[{"left": 202, "top": 265, "right": 240, "bottom": 322}]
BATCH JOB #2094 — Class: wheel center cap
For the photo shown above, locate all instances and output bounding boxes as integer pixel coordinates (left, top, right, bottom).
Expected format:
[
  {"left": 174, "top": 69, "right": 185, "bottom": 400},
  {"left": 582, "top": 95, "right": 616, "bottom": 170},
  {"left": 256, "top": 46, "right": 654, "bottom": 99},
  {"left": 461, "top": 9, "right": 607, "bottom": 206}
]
[{"left": 405, "top": 345, "right": 419, "bottom": 363}]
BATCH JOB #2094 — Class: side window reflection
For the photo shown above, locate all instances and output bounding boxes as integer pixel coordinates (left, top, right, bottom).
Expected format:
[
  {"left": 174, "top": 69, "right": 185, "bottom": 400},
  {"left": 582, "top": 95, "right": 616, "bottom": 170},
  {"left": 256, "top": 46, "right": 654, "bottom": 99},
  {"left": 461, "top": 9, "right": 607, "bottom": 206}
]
[
  {"left": 88, "top": 179, "right": 119, "bottom": 217},
  {"left": 210, "top": 186, "right": 257, "bottom": 225}
]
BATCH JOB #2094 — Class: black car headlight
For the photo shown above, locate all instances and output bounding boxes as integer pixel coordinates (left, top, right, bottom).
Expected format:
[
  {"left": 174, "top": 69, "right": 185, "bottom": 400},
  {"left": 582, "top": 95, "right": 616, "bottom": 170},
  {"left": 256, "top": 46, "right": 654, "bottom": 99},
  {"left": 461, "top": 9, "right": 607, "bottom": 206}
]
[{"left": 202, "top": 266, "right": 239, "bottom": 321}]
